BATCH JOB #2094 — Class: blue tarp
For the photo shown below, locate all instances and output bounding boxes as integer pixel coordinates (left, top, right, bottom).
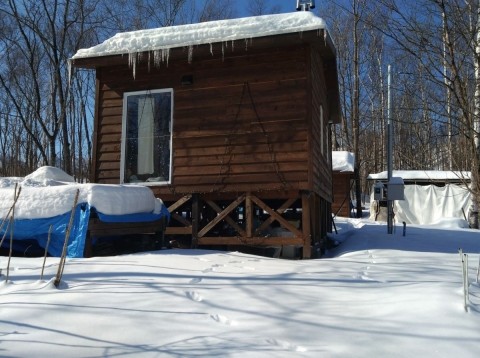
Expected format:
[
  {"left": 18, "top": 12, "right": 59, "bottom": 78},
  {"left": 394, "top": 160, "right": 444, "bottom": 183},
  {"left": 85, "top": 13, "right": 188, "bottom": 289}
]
[{"left": 0, "top": 203, "right": 170, "bottom": 258}]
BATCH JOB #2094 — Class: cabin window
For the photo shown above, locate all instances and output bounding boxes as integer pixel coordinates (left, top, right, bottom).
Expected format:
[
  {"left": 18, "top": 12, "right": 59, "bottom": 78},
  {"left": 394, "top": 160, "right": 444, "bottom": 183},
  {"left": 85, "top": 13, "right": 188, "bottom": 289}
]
[{"left": 121, "top": 89, "right": 173, "bottom": 185}]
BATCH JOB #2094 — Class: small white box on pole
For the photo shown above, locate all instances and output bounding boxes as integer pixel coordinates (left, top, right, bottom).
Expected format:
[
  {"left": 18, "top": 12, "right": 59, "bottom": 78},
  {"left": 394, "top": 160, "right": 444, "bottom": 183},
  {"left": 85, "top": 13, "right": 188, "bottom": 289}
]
[{"left": 387, "top": 177, "right": 404, "bottom": 200}]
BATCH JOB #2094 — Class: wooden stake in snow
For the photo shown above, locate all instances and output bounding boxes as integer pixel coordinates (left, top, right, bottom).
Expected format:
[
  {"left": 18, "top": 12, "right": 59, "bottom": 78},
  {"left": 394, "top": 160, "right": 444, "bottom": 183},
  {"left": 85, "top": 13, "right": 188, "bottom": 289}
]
[
  {"left": 0, "top": 184, "right": 21, "bottom": 248},
  {"left": 0, "top": 184, "right": 21, "bottom": 234},
  {"left": 0, "top": 218, "right": 11, "bottom": 250},
  {"left": 54, "top": 189, "right": 80, "bottom": 288},
  {"left": 5, "top": 184, "right": 21, "bottom": 283},
  {"left": 40, "top": 225, "right": 53, "bottom": 281}
]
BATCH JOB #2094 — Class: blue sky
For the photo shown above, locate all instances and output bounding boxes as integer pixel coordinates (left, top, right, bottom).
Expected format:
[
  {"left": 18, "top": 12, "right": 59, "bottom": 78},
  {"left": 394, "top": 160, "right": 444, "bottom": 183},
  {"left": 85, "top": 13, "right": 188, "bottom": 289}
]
[{"left": 236, "top": 0, "right": 303, "bottom": 16}]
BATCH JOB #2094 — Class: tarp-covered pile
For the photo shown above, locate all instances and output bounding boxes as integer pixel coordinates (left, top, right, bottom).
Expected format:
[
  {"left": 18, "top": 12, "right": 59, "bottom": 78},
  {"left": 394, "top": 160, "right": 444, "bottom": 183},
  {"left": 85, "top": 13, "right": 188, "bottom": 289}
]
[
  {"left": 0, "top": 167, "right": 170, "bottom": 257},
  {"left": 368, "top": 170, "right": 472, "bottom": 226}
]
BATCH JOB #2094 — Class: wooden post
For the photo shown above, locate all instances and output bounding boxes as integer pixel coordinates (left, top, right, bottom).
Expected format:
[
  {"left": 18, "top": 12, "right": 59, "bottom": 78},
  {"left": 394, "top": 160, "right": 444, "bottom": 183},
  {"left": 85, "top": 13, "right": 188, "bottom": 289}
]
[
  {"left": 302, "top": 192, "right": 312, "bottom": 259},
  {"left": 312, "top": 195, "right": 319, "bottom": 248},
  {"left": 246, "top": 193, "right": 253, "bottom": 238},
  {"left": 84, "top": 231, "right": 92, "bottom": 258},
  {"left": 191, "top": 194, "right": 199, "bottom": 248}
]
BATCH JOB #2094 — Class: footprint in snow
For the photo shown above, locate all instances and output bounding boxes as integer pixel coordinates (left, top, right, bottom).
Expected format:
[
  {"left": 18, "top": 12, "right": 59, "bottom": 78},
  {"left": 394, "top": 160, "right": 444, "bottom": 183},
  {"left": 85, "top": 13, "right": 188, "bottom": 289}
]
[
  {"left": 186, "top": 291, "right": 203, "bottom": 302},
  {"left": 202, "top": 267, "right": 216, "bottom": 273},
  {"left": 190, "top": 277, "right": 202, "bottom": 284},
  {"left": 360, "top": 274, "right": 376, "bottom": 282},
  {"left": 354, "top": 271, "right": 386, "bottom": 283},
  {"left": 210, "top": 314, "right": 237, "bottom": 326},
  {"left": 266, "top": 338, "right": 307, "bottom": 352},
  {"left": 242, "top": 266, "right": 256, "bottom": 271}
]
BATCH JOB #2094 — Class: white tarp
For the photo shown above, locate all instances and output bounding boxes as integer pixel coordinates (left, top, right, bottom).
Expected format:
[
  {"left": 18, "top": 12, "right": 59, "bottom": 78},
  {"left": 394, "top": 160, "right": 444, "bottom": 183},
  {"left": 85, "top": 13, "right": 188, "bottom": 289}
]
[{"left": 370, "top": 184, "right": 472, "bottom": 225}]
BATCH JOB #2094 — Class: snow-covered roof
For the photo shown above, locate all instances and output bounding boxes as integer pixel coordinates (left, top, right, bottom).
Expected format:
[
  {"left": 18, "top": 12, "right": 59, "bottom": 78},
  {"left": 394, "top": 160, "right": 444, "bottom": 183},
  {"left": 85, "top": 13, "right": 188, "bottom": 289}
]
[
  {"left": 367, "top": 170, "right": 471, "bottom": 182},
  {"left": 72, "top": 12, "right": 326, "bottom": 59},
  {"left": 332, "top": 151, "right": 354, "bottom": 173}
]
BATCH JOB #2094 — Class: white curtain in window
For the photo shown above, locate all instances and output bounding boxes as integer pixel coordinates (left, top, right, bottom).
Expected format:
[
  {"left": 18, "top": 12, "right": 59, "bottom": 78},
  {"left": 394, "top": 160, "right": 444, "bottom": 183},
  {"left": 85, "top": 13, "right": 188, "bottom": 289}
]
[{"left": 137, "top": 97, "right": 154, "bottom": 174}]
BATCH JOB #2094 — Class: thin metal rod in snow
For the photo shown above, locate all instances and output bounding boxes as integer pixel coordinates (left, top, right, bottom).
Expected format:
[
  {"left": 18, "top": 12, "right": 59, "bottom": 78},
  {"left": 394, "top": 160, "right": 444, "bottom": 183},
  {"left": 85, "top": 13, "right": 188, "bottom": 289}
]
[
  {"left": 464, "top": 254, "right": 469, "bottom": 309},
  {"left": 459, "top": 248, "right": 469, "bottom": 312},
  {"left": 476, "top": 255, "right": 480, "bottom": 284},
  {"left": 54, "top": 189, "right": 80, "bottom": 288},
  {"left": 40, "top": 225, "right": 53, "bottom": 281},
  {"left": 5, "top": 184, "right": 21, "bottom": 283}
]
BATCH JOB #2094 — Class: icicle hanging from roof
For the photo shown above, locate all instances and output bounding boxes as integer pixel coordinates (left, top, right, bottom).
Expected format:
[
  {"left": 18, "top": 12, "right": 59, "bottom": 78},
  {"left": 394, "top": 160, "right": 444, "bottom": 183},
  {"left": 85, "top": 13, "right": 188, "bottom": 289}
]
[
  {"left": 72, "top": 12, "right": 329, "bottom": 77},
  {"left": 128, "top": 52, "right": 137, "bottom": 79},
  {"left": 187, "top": 45, "right": 193, "bottom": 64}
]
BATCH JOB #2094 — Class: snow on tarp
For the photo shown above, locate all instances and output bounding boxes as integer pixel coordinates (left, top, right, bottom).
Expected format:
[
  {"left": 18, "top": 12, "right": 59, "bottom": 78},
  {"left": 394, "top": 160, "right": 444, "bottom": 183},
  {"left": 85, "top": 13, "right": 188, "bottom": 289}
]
[
  {"left": 367, "top": 170, "right": 471, "bottom": 182},
  {"left": 332, "top": 151, "right": 354, "bottom": 172},
  {"left": 72, "top": 12, "right": 327, "bottom": 60},
  {"left": 0, "top": 166, "right": 170, "bottom": 257}
]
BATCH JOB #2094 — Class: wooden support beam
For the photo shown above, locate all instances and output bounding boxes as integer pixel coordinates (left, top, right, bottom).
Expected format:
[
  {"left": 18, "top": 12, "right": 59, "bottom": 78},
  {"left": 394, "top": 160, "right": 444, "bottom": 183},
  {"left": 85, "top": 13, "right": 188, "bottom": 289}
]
[
  {"left": 198, "top": 195, "right": 246, "bottom": 238},
  {"left": 255, "top": 197, "right": 298, "bottom": 235},
  {"left": 250, "top": 195, "right": 302, "bottom": 237},
  {"left": 205, "top": 200, "right": 246, "bottom": 237},
  {"left": 312, "top": 194, "right": 319, "bottom": 246},
  {"left": 197, "top": 236, "right": 304, "bottom": 246},
  {"left": 302, "top": 192, "right": 312, "bottom": 258},
  {"left": 168, "top": 194, "right": 192, "bottom": 212},
  {"left": 245, "top": 193, "right": 253, "bottom": 238},
  {"left": 191, "top": 193, "right": 199, "bottom": 248},
  {"left": 170, "top": 213, "right": 192, "bottom": 227},
  {"left": 165, "top": 227, "right": 192, "bottom": 235}
]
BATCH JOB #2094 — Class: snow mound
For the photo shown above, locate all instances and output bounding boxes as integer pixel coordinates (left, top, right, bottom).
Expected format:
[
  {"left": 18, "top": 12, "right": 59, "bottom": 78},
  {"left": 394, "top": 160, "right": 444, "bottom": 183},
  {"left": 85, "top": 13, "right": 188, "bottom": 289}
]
[
  {"left": 332, "top": 151, "right": 354, "bottom": 172},
  {"left": 0, "top": 166, "right": 164, "bottom": 219},
  {"left": 425, "top": 217, "right": 470, "bottom": 229},
  {"left": 24, "top": 166, "right": 75, "bottom": 186}
]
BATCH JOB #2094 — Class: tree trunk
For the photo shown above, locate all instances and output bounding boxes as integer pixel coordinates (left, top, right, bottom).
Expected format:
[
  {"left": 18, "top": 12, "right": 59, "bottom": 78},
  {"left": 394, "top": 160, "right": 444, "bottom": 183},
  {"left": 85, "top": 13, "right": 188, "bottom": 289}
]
[{"left": 353, "top": 0, "right": 363, "bottom": 218}]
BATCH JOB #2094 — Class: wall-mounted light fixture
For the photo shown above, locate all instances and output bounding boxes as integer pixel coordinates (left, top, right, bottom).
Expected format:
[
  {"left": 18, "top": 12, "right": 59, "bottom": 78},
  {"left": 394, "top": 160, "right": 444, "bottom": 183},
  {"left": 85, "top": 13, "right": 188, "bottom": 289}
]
[{"left": 181, "top": 74, "right": 194, "bottom": 85}]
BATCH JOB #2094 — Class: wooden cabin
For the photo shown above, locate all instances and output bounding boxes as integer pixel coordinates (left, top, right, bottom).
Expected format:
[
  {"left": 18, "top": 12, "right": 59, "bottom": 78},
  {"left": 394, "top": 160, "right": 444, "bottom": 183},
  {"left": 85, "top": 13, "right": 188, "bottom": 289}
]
[
  {"left": 71, "top": 12, "right": 341, "bottom": 258},
  {"left": 332, "top": 151, "right": 354, "bottom": 217}
]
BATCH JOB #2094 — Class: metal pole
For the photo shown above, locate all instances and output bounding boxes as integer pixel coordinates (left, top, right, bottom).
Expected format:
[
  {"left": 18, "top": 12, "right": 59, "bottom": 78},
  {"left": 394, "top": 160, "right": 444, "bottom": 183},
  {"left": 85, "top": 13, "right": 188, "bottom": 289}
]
[
  {"left": 387, "top": 65, "right": 393, "bottom": 234},
  {"left": 296, "top": 0, "right": 315, "bottom": 11}
]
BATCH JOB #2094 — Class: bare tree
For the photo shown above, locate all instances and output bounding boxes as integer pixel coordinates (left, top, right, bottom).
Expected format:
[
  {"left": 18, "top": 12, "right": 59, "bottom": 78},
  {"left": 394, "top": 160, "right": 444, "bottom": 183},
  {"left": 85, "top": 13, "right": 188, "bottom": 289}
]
[
  {"left": 0, "top": 0, "right": 100, "bottom": 179},
  {"left": 373, "top": 0, "right": 480, "bottom": 220}
]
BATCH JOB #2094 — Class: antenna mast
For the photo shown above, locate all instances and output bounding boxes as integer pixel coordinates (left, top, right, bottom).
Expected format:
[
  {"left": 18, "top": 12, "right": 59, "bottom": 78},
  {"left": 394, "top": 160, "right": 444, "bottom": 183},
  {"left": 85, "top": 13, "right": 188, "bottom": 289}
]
[{"left": 296, "top": 0, "right": 316, "bottom": 11}]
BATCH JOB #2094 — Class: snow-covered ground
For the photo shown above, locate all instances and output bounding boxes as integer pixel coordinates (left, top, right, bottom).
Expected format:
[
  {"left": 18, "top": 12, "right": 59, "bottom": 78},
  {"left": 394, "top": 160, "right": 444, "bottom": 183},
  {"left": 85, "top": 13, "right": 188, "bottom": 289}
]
[{"left": 1, "top": 217, "right": 479, "bottom": 357}]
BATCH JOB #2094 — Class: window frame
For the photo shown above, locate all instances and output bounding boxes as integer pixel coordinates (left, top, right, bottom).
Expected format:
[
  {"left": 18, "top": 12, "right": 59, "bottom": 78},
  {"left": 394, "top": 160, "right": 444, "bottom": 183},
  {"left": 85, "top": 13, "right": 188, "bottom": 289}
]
[{"left": 120, "top": 88, "right": 174, "bottom": 186}]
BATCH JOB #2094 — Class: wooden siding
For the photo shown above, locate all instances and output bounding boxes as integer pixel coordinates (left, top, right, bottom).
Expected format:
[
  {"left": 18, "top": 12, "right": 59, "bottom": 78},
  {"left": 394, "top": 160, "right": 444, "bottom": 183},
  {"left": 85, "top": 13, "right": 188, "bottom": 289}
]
[
  {"left": 332, "top": 172, "right": 353, "bottom": 217},
  {"left": 309, "top": 48, "right": 332, "bottom": 202},
  {"left": 93, "top": 46, "right": 317, "bottom": 195}
]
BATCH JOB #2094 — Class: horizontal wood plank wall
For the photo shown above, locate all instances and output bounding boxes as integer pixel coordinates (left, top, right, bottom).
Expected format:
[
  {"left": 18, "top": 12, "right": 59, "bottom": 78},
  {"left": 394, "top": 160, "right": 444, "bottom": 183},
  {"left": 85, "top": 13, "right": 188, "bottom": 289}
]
[
  {"left": 309, "top": 49, "right": 332, "bottom": 202},
  {"left": 332, "top": 172, "right": 353, "bottom": 217},
  {"left": 94, "top": 46, "right": 311, "bottom": 196}
]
